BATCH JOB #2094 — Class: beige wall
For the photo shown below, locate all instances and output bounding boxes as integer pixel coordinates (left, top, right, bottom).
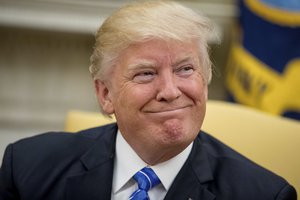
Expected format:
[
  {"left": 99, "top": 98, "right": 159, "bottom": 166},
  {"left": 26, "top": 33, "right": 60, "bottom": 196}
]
[{"left": 0, "top": 28, "right": 100, "bottom": 161}]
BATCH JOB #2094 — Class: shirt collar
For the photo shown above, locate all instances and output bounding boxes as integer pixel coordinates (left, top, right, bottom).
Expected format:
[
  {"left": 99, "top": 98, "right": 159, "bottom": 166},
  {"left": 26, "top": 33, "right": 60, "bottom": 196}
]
[
  {"left": 112, "top": 130, "right": 193, "bottom": 194},
  {"left": 112, "top": 130, "right": 145, "bottom": 194},
  {"left": 151, "top": 142, "right": 192, "bottom": 190}
]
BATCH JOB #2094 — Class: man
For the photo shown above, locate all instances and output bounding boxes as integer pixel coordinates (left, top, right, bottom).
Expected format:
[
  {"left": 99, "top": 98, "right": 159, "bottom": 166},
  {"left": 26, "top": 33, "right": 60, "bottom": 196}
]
[{"left": 0, "top": 1, "right": 297, "bottom": 200}]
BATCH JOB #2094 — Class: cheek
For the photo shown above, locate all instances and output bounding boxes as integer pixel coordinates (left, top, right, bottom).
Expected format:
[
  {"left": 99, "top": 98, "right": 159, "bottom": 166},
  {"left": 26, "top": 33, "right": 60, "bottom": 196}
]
[
  {"left": 181, "top": 77, "right": 207, "bottom": 102},
  {"left": 115, "top": 84, "right": 156, "bottom": 110}
]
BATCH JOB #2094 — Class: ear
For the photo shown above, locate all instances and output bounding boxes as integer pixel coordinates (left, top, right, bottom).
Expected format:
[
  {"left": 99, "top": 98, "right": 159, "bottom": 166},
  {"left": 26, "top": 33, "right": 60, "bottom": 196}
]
[
  {"left": 94, "top": 79, "right": 115, "bottom": 114},
  {"left": 204, "top": 83, "right": 208, "bottom": 100}
]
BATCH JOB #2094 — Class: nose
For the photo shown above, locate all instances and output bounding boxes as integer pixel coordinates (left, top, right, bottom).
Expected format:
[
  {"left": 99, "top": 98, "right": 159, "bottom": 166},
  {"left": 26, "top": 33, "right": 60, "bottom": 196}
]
[{"left": 156, "top": 72, "right": 182, "bottom": 102}]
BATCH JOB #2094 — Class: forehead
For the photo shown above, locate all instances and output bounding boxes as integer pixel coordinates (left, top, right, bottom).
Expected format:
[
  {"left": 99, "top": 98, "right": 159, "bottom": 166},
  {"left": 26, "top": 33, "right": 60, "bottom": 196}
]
[{"left": 117, "top": 39, "right": 200, "bottom": 67}]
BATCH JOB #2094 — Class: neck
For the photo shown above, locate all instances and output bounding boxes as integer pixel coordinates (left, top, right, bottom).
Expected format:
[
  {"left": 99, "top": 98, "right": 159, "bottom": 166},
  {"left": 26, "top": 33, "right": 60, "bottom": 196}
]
[{"left": 133, "top": 143, "right": 189, "bottom": 166}]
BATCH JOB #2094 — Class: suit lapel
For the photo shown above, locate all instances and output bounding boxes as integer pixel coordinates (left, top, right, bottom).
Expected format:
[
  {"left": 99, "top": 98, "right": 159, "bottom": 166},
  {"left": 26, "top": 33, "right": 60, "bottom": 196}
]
[
  {"left": 164, "top": 133, "right": 216, "bottom": 200},
  {"left": 65, "top": 124, "right": 118, "bottom": 200}
]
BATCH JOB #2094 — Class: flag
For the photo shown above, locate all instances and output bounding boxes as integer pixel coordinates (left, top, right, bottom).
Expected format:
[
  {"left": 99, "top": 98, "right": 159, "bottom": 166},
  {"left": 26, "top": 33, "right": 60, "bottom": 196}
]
[{"left": 226, "top": 0, "right": 300, "bottom": 120}]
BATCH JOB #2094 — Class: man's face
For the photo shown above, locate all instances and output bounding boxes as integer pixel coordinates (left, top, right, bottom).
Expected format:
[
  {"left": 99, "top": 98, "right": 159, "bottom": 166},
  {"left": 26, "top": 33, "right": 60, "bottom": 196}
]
[{"left": 96, "top": 39, "right": 208, "bottom": 163}]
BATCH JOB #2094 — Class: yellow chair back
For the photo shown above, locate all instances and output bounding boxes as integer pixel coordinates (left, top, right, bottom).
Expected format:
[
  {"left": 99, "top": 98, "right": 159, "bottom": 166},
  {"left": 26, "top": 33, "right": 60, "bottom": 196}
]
[
  {"left": 202, "top": 101, "right": 300, "bottom": 195},
  {"left": 64, "top": 110, "right": 115, "bottom": 132}
]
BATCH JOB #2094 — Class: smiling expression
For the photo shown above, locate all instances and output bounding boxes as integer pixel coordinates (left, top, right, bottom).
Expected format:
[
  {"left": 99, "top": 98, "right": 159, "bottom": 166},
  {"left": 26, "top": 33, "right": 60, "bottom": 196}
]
[{"left": 95, "top": 39, "right": 208, "bottom": 164}]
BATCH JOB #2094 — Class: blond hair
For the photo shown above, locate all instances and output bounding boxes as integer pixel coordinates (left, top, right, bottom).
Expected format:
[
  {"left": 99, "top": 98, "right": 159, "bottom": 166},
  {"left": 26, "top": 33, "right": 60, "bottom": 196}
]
[{"left": 90, "top": 0, "right": 214, "bottom": 83}]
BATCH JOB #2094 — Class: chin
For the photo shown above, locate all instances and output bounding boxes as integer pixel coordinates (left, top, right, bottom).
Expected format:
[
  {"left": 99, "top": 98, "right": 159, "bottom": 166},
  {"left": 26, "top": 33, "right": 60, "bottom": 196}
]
[
  {"left": 157, "top": 121, "right": 193, "bottom": 144},
  {"left": 156, "top": 134, "right": 193, "bottom": 154}
]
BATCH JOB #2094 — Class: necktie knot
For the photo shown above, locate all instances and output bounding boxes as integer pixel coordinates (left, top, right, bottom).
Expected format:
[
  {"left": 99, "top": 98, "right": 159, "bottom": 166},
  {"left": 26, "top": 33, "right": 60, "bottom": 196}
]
[{"left": 129, "top": 167, "right": 161, "bottom": 200}]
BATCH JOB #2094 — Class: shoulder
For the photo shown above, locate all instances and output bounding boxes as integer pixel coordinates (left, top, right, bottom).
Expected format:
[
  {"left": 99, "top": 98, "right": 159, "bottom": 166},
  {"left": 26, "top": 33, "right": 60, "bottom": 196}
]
[
  {"left": 196, "top": 131, "right": 297, "bottom": 199},
  {"left": 0, "top": 123, "right": 118, "bottom": 198},
  {"left": 197, "top": 131, "right": 281, "bottom": 180},
  {"left": 5, "top": 123, "right": 117, "bottom": 172}
]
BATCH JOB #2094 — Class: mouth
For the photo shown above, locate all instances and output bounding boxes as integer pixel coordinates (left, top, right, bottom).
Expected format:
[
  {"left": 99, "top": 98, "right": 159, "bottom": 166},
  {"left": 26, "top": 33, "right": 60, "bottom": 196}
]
[{"left": 144, "top": 105, "right": 191, "bottom": 114}]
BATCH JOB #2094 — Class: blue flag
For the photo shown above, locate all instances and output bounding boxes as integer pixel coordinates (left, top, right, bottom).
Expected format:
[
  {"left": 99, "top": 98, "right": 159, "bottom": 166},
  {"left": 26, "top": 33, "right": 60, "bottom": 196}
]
[{"left": 226, "top": 0, "right": 300, "bottom": 120}]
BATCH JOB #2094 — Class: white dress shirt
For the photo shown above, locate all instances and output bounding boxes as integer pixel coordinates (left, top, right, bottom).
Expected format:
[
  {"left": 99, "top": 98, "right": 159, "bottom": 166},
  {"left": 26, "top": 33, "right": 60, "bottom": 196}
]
[{"left": 111, "top": 130, "right": 193, "bottom": 200}]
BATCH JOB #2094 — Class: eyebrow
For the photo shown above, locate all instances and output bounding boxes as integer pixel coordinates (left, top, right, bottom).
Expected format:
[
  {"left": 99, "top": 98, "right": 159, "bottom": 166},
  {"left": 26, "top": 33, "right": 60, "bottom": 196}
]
[
  {"left": 127, "top": 59, "right": 157, "bottom": 70},
  {"left": 172, "top": 55, "right": 196, "bottom": 67},
  {"left": 127, "top": 55, "right": 197, "bottom": 70}
]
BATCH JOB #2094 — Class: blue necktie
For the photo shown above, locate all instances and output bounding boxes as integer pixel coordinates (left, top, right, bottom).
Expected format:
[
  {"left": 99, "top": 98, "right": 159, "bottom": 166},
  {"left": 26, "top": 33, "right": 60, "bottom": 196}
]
[{"left": 129, "top": 167, "right": 161, "bottom": 200}]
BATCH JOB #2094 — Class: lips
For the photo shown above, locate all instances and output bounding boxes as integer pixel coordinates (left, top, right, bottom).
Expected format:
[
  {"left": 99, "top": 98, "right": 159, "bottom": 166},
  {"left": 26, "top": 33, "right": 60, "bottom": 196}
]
[{"left": 143, "top": 105, "right": 191, "bottom": 113}]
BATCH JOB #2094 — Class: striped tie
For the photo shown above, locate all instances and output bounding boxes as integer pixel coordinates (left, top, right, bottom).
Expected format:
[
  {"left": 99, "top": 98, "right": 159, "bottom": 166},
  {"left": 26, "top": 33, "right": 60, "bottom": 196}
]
[{"left": 129, "top": 167, "right": 161, "bottom": 200}]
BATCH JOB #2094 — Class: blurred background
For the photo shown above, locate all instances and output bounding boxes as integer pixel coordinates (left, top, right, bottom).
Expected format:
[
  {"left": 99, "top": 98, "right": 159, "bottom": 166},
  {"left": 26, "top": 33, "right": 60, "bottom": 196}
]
[{"left": 0, "top": 0, "right": 299, "bottom": 162}]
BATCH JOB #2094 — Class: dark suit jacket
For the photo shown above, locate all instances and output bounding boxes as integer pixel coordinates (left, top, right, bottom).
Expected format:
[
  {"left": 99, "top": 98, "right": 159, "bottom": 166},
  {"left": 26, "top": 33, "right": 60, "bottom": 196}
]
[{"left": 0, "top": 123, "right": 297, "bottom": 200}]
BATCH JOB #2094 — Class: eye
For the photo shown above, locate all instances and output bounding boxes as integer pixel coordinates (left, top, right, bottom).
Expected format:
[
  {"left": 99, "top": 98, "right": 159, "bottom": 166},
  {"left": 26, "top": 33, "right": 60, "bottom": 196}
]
[
  {"left": 133, "top": 71, "right": 156, "bottom": 83},
  {"left": 176, "top": 65, "right": 194, "bottom": 77}
]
